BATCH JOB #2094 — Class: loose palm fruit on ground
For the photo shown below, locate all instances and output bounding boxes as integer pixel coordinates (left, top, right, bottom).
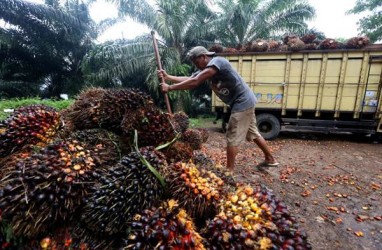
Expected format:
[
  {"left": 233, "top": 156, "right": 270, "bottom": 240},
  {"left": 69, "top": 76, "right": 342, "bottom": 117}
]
[
  {"left": 172, "top": 111, "right": 190, "bottom": 133},
  {"left": 81, "top": 146, "right": 168, "bottom": 235},
  {"left": 123, "top": 199, "right": 206, "bottom": 249},
  {"left": 0, "top": 139, "right": 98, "bottom": 237},
  {"left": 0, "top": 104, "right": 60, "bottom": 158},
  {"left": 181, "top": 129, "right": 203, "bottom": 150},
  {"left": 160, "top": 141, "right": 193, "bottom": 163},
  {"left": 166, "top": 162, "right": 225, "bottom": 222},
  {"left": 121, "top": 105, "right": 177, "bottom": 147}
]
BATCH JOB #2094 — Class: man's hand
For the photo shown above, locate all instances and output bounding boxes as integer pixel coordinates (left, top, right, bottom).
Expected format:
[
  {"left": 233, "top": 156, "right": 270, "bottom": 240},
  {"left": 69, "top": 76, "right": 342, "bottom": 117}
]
[
  {"left": 160, "top": 83, "right": 170, "bottom": 93},
  {"left": 157, "top": 69, "right": 168, "bottom": 80}
]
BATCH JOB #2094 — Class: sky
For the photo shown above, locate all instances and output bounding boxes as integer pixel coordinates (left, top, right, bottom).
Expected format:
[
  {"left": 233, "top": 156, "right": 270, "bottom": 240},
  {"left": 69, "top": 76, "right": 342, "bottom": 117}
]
[{"left": 22, "top": 0, "right": 365, "bottom": 43}]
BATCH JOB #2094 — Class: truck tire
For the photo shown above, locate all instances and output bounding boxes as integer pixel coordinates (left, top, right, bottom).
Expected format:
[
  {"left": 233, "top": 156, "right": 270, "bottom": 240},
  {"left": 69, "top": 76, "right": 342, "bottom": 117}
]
[{"left": 256, "top": 113, "right": 280, "bottom": 140}]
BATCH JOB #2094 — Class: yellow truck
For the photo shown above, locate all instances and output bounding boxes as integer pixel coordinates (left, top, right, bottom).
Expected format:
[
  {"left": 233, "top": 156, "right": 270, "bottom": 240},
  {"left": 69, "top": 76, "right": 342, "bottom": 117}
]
[{"left": 212, "top": 44, "right": 382, "bottom": 140}]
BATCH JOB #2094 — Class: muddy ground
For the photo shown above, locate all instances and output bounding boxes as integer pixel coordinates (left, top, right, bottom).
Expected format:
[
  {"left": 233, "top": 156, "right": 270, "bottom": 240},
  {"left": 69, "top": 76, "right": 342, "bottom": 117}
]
[{"left": 199, "top": 123, "right": 382, "bottom": 250}]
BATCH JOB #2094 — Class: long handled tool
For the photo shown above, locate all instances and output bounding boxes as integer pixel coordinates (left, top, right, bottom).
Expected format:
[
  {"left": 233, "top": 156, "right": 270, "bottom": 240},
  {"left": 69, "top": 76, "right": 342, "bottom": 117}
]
[{"left": 151, "top": 31, "right": 172, "bottom": 114}]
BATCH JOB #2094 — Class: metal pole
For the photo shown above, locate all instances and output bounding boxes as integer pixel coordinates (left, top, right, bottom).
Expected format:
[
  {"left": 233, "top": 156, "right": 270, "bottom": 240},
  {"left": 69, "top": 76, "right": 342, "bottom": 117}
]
[{"left": 151, "top": 31, "right": 172, "bottom": 114}]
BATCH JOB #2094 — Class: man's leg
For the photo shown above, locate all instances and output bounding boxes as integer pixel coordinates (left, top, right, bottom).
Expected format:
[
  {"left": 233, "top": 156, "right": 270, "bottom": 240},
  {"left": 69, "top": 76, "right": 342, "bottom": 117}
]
[
  {"left": 254, "top": 136, "right": 277, "bottom": 164},
  {"left": 227, "top": 145, "right": 239, "bottom": 171}
]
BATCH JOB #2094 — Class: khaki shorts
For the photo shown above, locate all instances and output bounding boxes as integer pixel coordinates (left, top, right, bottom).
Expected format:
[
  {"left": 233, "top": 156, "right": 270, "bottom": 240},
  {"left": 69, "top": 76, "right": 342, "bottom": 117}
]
[{"left": 226, "top": 107, "right": 262, "bottom": 147}]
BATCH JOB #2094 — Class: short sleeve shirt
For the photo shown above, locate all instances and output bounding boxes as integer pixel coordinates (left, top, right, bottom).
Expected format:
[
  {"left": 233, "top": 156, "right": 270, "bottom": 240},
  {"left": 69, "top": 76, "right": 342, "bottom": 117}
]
[{"left": 193, "top": 56, "right": 257, "bottom": 112}]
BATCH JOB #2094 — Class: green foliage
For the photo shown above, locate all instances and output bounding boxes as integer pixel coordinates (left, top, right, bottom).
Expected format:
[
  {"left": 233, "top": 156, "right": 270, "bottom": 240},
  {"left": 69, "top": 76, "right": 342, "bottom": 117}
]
[
  {"left": 0, "top": 98, "right": 73, "bottom": 120},
  {"left": 347, "top": 0, "right": 382, "bottom": 42}
]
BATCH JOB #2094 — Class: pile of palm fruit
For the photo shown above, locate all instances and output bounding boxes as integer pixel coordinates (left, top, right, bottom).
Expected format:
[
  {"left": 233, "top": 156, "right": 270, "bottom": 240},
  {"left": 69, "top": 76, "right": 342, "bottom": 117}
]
[
  {"left": 209, "top": 34, "right": 371, "bottom": 53},
  {"left": 0, "top": 87, "right": 312, "bottom": 249}
]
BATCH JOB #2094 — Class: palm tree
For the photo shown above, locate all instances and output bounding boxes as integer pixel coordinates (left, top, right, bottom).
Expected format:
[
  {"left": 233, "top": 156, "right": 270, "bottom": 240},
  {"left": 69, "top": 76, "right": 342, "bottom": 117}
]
[
  {"left": 83, "top": 0, "right": 218, "bottom": 112},
  {"left": 214, "top": 0, "right": 316, "bottom": 46},
  {"left": 0, "top": 0, "right": 119, "bottom": 98}
]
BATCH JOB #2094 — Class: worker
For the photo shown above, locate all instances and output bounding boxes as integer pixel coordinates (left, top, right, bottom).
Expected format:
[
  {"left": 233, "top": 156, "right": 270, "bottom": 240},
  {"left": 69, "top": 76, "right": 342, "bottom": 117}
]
[{"left": 158, "top": 46, "right": 279, "bottom": 171}]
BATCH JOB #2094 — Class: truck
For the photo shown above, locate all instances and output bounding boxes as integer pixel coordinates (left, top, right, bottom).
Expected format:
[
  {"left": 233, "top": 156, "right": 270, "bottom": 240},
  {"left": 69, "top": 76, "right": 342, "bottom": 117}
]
[{"left": 212, "top": 44, "right": 382, "bottom": 140}]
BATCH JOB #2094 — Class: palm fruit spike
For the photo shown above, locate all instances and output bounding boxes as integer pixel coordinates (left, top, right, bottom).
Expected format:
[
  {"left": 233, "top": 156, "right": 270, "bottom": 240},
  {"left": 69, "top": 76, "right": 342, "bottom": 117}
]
[
  {"left": 124, "top": 199, "right": 206, "bottom": 250},
  {"left": 172, "top": 111, "right": 190, "bottom": 133},
  {"left": 160, "top": 141, "right": 193, "bottom": 163},
  {"left": 166, "top": 162, "right": 225, "bottom": 223},
  {"left": 318, "top": 38, "right": 341, "bottom": 50},
  {"left": 65, "top": 87, "right": 107, "bottom": 130},
  {"left": 121, "top": 105, "right": 177, "bottom": 147},
  {"left": 181, "top": 128, "right": 203, "bottom": 150},
  {"left": 268, "top": 40, "right": 281, "bottom": 51},
  {"left": 0, "top": 104, "right": 60, "bottom": 158},
  {"left": 0, "top": 139, "right": 98, "bottom": 237},
  {"left": 208, "top": 44, "right": 224, "bottom": 53},
  {"left": 81, "top": 146, "right": 168, "bottom": 235},
  {"left": 300, "top": 33, "right": 317, "bottom": 44},
  {"left": 98, "top": 88, "right": 154, "bottom": 132}
]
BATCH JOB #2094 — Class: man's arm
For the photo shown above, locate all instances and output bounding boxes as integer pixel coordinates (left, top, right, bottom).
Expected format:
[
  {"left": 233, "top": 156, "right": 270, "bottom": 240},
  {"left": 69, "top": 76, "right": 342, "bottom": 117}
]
[
  {"left": 161, "top": 67, "right": 217, "bottom": 93},
  {"left": 158, "top": 70, "right": 190, "bottom": 83}
]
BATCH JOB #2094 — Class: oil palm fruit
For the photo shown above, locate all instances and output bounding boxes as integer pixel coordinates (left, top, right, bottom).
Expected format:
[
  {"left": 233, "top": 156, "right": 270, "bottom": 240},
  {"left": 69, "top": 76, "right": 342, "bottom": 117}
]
[
  {"left": 208, "top": 44, "right": 224, "bottom": 53},
  {"left": 268, "top": 40, "right": 281, "bottom": 51},
  {"left": 205, "top": 184, "right": 311, "bottom": 250},
  {"left": 318, "top": 38, "right": 341, "bottom": 50},
  {"left": 81, "top": 146, "right": 168, "bottom": 235},
  {"left": 0, "top": 139, "right": 98, "bottom": 237},
  {"left": 287, "top": 38, "right": 305, "bottom": 52},
  {"left": 195, "top": 128, "right": 209, "bottom": 143},
  {"left": 252, "top": 39, "right": 269, "bottom": 52},
  {"left": 123, "top": 199, "right": 206, "bottom": 249},
  {"left": 160, "top": 141, "right": 193, "bottom": 163},
  {"left": 65, "top": 87, "right": 106, "bottom": 130},
  {"left": 345, "top": 36, "right": 370, "bottom": 49},
  {"left": 172, "top": 111, "right": 190, "bottom": 133},
  {"left": 166, "top": 162, "right": 225, "bottom": 222},
  {"left": 121, "top": 105, "right": 177, "bottom": 147},
  {"left": 181, "top": 128, "right": 203, "bottom": 150},
  {"left": 0, "top": 104, "right": 60, "bottom": 158},
  {"left": 300, "top": 34, "right": 317, "bottom": 44}
]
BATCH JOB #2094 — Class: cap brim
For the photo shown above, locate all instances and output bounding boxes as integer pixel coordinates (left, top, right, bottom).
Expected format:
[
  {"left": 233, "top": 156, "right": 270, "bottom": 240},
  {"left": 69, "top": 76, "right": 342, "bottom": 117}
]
[{"left": 205, "top": 52, "right": 216, "bottom": 56}]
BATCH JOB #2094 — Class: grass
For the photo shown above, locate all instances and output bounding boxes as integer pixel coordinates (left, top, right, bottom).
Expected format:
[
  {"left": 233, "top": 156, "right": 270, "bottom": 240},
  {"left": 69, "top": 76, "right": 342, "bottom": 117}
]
[
  {"left": 189, "top": 116, "right": 216, "bottom": 128},
  {"left": 0, "top": 98, "right": 74, "bottom": 120}
]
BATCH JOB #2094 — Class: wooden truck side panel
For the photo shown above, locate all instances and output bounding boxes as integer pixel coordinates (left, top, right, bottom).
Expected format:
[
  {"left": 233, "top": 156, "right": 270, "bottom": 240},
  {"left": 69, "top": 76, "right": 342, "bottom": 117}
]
[{"left": 213, "top": 45, "right": 382, "bottom": 137}]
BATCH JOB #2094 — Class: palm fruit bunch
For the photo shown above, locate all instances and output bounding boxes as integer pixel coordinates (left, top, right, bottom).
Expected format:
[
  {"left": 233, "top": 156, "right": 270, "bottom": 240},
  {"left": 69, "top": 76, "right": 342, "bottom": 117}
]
[
  {"left": 203, "top": 185, "right": 311, "bottom": 250},
  {"left": 181, "top": 128, "right": 203, "bottom": 150},
  {"left": 166, "top": 162, "right": 225, "bottom": 221},
  {"left": 123, "top": 199, "right": 206, "bottom": 249},
  {"left": 282, "top": 34, "right": 298, "bottom": 45},
  {"left": 64, "top": 87, "right": 106, "bottom": 130},
  {"left": 345, "top": 36, "right": 370, "bottom": 49},
  {"left": 300, "top": 33, "right": 317, "bottom": 44},
  {"left": 121, "top": 105, "right": 177, "bottom": 147},
  {"left": 252, "top": 39, "right": 269, "bottom": 52},
  {"left": 1, "top": 220, "right": 19, "bottom": 250},
  {"left": 208, "top": 44, "right": 224, "bottom": 53},
  {"left": 172, "top": 111, "right": 190, "bottom": 133},
  {"left": 0, "top": 104, "right": 60, "bottom": 158},
  {"left": 99, "top": 88, "right": 153, "bottom": 131},
  {"left": 25, "top": 226, "right": 119, "bottom": 250},
  {"left": 223, "top": 47, "right": 238, "bottom": 53},
  {"left": 0, "top": 139, "right": 98, "bottom": 237},
  {"left": 66, "top": 128, "right": 127, "bottom": 165},
  {"left": 192, "top": 154, "right": 236, "bottom": 189},
  {"left": 195, "top": 128, "right": 209, "bottom": 143},
  {"left": 268, "top": 40, "right": 281, "bottom": 52},
  {"left": 66, "top": 88, "right": 153, "bottom": 132},
  {"left": 244, "top": 41, "right": 253, "bottom": 52},
  {"left": 304, "top": 43, "right": 318, "bottom": 50},
  {"left": 318, "top": 38, "right": 342, "bottom": 50},
  {"left": 81, "top": 146, "right": 168, "bottom": 235},
  {"left": 287, "top": 37, "right": 305, "bottom": 52},
  {"left": 160, "top": 141, "right": 193, "bottom": 163}
]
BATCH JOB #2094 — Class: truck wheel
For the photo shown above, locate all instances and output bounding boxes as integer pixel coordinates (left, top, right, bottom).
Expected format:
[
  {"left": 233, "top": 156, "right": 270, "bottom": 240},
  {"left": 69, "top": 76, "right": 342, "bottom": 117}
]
[{"left": 256, "top": 113, "right": 280, "bottom": 140}]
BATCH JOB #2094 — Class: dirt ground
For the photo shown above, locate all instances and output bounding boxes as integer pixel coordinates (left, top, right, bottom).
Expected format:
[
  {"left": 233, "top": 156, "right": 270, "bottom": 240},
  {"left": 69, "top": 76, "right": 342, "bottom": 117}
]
[{"left": 199, "top": 122, "right": 382, "bottom": 250}]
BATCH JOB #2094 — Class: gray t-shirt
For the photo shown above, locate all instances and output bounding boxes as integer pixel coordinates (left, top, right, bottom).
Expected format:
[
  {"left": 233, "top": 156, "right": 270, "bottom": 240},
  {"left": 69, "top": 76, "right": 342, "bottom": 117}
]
[{"left": 193, "top": 56, "right": 257, "bottom": 112}]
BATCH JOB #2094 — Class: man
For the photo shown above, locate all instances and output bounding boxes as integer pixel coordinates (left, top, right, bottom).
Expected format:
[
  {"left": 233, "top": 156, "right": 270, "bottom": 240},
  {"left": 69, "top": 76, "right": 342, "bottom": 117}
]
[{"left": 158, "top": 46, "right": 279, "bottom": 171}]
